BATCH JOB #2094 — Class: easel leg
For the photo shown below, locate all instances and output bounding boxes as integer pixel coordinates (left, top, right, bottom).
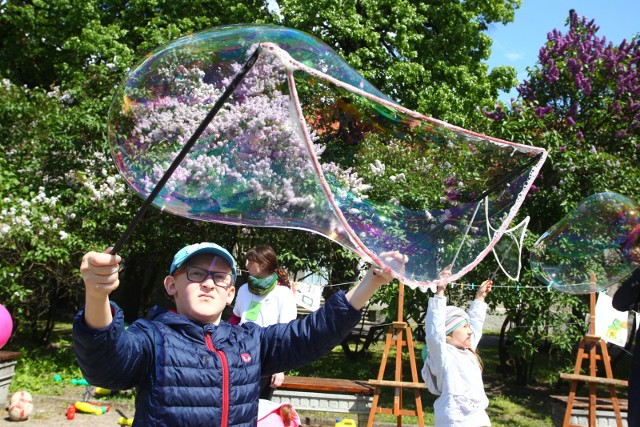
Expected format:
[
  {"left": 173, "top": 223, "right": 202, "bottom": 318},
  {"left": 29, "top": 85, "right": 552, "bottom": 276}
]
[
  {"left": 588, "top": 341, "right": 597, "bottom": 427},
  {"left": 367, "top": 327, "right": 394, "bottom": 427},
  {"left": 405, "top": 327, "right": 425, "bottom": 427},
  {"left": 599, "top": 341, "right": 624, "bottom": 427},
  {"left": 563, "top": 340, "right": 587, "bottom": 427},
  {"left": 395, "top": 328, "right": 403, "bottom": 426}
]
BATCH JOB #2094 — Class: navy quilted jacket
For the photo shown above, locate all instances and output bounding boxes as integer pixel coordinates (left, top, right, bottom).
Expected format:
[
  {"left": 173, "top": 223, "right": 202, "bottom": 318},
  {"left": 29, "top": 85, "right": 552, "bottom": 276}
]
[{"left": 73, "top": 291, "right": 360, "bottom": 426}]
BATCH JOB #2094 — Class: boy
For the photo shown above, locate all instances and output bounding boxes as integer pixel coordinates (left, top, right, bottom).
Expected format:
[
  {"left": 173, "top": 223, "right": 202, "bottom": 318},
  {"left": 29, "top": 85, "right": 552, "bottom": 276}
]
[{"left": 73, "top": 242, "right": 405, "bottom": 426}]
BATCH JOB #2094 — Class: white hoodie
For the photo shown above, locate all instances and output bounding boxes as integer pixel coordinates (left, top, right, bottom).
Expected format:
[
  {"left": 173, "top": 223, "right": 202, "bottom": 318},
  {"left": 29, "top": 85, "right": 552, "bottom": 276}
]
[{"left": 422, "top": 295, "right": 491, "bottom": 427}]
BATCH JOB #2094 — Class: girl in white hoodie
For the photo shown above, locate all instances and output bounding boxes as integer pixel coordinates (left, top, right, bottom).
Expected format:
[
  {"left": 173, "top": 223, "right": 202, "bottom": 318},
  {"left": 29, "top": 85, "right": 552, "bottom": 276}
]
[{"left": 422, "top": 275, "right": 493, "bottom": 427}]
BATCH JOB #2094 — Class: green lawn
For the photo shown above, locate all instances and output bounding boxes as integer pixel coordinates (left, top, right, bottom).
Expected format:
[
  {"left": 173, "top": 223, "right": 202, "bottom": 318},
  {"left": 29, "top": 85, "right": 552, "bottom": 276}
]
[
  {"left": 6, "top": 322, "right": 632, "bottom": 427},
  {"left": 291, "top": 342, "right": 558, "bottom": 427}
]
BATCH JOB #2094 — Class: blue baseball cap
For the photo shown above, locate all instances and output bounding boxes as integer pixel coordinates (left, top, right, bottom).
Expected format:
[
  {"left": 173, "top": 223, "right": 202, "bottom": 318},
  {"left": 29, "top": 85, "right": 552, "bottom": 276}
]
[{"left": 169, "top": 242, "right": 237, "bottom": 279}]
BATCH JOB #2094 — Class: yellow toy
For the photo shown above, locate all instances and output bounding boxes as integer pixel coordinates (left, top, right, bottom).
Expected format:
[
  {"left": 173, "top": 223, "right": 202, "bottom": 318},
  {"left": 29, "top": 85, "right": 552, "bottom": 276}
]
[
  {"left": 118, "top": 416, "right": 134, "bottom": 426},
  {"left": 335, "top": 418, "right": 357, "bottom": 427},
  {"left": 94, "top": 387, "right": 116, "bottom": 395},
  {"left": 74, "top": 401, "right": 108, "bottom": 415}
]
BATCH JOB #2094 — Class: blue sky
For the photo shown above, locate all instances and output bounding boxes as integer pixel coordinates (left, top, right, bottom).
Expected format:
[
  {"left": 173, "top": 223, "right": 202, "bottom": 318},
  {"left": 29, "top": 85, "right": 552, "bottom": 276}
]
[{"left": 486, "top": 0, "right": 640, "bottom": 100}]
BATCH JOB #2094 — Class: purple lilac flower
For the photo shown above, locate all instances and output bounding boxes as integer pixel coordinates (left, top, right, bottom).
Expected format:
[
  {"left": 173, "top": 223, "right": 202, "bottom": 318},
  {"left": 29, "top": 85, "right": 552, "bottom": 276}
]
[
  {"left": 446, "top": 189, "right": 461, "bottom": 202},
  {"left": 535, "top": 105, "right": 553, "bottom": 119},
  {"left": 444, "top": 175, "right": 457, "bottom": 187}
]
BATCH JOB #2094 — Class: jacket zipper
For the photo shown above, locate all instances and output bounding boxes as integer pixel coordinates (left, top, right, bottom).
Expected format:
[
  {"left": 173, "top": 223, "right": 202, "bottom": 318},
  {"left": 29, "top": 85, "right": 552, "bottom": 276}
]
[{"left": 206, "top": 332, "right": 229, "bottom": 427}]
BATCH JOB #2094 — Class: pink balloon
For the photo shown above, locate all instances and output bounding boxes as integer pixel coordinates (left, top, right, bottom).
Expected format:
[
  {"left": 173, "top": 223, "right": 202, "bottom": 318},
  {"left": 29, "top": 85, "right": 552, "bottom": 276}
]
[{"left": 0, "top": 304, "right": 13, "bottom": 350}]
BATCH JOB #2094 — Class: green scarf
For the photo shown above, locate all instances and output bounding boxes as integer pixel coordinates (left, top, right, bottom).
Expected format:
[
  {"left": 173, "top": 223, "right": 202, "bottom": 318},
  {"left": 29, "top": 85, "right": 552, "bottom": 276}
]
[{"left": 248, "top": 273, "right": 278, "bottom": 295}]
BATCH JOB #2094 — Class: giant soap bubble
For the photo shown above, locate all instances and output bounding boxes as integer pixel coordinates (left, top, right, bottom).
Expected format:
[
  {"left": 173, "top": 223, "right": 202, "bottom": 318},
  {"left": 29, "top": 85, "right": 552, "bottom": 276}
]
[
  {"left": 530, "top": 192, "right": 640, "bottom": 294},
  {"left": 108, "top": 25, "right": 547, "bottom": 289}
]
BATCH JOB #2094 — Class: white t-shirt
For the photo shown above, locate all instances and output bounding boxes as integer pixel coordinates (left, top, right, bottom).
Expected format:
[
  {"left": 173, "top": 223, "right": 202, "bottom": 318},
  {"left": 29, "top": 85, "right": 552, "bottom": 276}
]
[{"left": 233, "top": 283, "right": 298, "bottom": 327}]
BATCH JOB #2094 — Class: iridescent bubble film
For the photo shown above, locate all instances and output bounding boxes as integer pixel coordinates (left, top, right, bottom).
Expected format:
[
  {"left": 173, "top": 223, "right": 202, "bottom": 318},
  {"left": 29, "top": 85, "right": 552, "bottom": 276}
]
[
  {"left": 530, "top": 192, "right": 640, "bottom": 294},
  {"left": 108, "top": 25, "right": 547, "bottom": 289},
  {"left": 489, "top": 215, "right": 529, "bottom": 282}
]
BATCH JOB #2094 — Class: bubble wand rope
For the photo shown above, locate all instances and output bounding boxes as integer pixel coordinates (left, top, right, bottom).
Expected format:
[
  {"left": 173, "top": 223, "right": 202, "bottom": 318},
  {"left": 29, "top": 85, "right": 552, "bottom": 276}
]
[
  {"left": 449, "top": 199, "right": 483, "bottom": 270},
  {"left": 109, "top": 47, "right": 262, "bottom": 255}
]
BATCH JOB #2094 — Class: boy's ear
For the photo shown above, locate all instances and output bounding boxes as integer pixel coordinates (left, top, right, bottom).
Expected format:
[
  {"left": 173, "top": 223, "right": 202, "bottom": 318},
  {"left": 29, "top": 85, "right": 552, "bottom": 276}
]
[
  {"left": 164, "top": 276, "right": 177, "bottom": 296},
  {"left": 225, "top": 286, "right": 236, "bottom": 306}
]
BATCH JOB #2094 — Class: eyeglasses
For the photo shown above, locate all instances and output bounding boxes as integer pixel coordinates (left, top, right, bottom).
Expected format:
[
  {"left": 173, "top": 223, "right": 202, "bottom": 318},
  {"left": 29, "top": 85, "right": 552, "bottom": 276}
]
[{"left": 176, "top": 266, "right": 234, "bottom": 289}]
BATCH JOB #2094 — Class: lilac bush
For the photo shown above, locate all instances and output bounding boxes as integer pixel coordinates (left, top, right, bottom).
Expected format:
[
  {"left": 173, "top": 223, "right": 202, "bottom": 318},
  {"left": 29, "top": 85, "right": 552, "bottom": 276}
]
[
  {"left": 473, "top": 10, "right": 640, "bottom": 384},
  {"left": 122, "top": 53, "right": 373, "bottom": 221},
  {"left": 479, "top": 10, "right": 640, "bottom": 209},
  {"left": 521, "top": 11, "right": 640, "bottom": 150}
]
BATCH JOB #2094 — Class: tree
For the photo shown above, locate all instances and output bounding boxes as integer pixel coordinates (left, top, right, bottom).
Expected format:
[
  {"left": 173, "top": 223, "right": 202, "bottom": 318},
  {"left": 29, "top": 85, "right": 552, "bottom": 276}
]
[
  {"left": 0, "top": 0, "right": 272, "bottom": 340},
  {"left": 276, "top": 0, "right": 521, "bottom": 126},
  {"left": 479, "top": 10, "right": 640, "bottom": 223},
  {"left": 1, "top": 0, "right": 525, "bottom": 342},
  {"left": 475, "top": 10, "right": 640, "bottom": 384},
  {"left": 0, "top": 79, "right": 130, "bottom": 342}
]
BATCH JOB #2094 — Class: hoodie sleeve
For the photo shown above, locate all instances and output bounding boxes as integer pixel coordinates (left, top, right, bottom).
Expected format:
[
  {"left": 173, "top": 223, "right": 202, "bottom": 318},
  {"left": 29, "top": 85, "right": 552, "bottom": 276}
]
[
  {"left": 72, "top": 302, "right": 152, "bottom": 390},
  {"left": 259, "top": 290, "right": 361, "bottom": 375},
  {"left": 468, "top": 300, "right": 487, "bottom": 351},
  {"left": 422, "top": 295, "right": 447, "bottom": 392}
]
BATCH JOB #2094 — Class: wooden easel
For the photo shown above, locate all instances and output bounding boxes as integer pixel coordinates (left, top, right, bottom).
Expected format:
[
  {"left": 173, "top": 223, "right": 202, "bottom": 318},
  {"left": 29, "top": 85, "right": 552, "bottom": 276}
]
[
  {"left": 560, "top": 273, "right": 628, "bottom": 427},
  {"left": 367, "top": 281, "right": 426, "bottom": 427}
]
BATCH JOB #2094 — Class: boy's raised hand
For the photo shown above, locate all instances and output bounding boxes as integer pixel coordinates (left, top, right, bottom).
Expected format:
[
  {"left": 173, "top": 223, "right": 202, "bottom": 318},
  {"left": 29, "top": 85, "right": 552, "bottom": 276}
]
[
  {"left": 347, "top": 251, "right": 407, "bottom": 310},
  {"left": 475, "top": 279, "right": 493, "bottom": 302},
  {"left": 371, "top": 250, "right": 408, "bottom": 283},
  {"left": 80, "top": 250, "right": 122, "bottom": 298},
  {"left": 80, "top": 250, "right": 122, "bottom": 330}
]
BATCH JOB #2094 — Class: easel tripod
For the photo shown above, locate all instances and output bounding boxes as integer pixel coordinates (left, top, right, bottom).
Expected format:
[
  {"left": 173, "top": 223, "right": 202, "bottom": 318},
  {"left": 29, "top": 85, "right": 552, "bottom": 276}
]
[
  {"left": 367, "top": 281, "right": 426, "bottom": 426},
  {"left": 560, "top": 274, "right": 628, "bottom": 427}
]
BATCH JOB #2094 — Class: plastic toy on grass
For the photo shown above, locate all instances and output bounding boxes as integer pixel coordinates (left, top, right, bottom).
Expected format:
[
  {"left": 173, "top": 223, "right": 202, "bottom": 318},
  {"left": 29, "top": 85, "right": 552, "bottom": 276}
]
[
  {"left": 94, "top": 386, "right": 117, "bottom": 395},
  {"left": 335, "top": 418, "right": 357, "bottom": 427},
  {"left": 66, "top": 405, "right": 76, "bottom": 420},
  {"left": 74, "top": 400, "right": 110, "bottom": 415}
]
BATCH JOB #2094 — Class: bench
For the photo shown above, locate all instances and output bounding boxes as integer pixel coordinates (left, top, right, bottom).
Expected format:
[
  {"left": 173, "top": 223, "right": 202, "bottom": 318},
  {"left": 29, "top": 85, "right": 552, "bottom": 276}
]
[
  {"left": 271, "top": 376, "right": 374, "bottom": 424},
  {"left": 559, "top": 372, "right": 628, "bottom": 387},
  {"left": 550, "top": 394, "right": 628, "bottom": 426},
  {"left": 551, "top": 394, "right": 628, "bottom": 411}
]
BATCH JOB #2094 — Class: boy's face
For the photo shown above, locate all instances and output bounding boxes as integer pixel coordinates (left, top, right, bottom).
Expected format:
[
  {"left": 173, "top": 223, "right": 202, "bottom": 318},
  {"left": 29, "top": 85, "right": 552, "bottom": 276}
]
[{"left": 164, "top": 253, "right": 236, "bottom": 324}]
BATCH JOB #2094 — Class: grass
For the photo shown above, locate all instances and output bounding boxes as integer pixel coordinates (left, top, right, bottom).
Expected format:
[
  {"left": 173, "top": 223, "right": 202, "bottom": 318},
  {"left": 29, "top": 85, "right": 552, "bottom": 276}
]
[
  {"left": 5, "top": 321, "right": 633, "bottom": 427},
  {"left": 293, "top": 342, "right": 557, "bottom": 427}
]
